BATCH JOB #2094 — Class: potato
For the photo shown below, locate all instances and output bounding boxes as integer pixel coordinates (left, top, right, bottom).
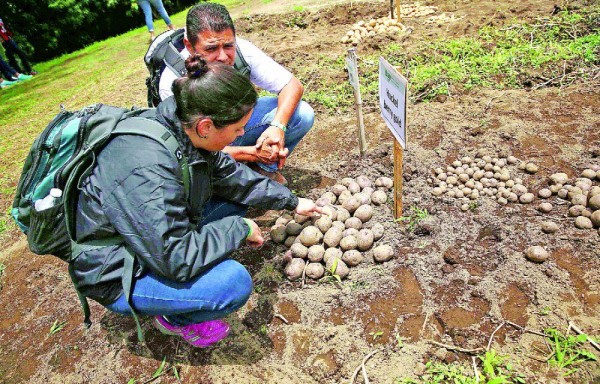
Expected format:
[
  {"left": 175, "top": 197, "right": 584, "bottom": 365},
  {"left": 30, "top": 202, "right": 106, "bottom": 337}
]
[
  {"left": 290, "top": 243, "right": 309, "bottom": 259},
  {"left": 571, "top": 194, "right": 587, "bottom": 207},
  {"left": 283, "top": 249, "right": 293, "bottom": 264},
  {"left": 575, "top": 216, "right": 593, "bottom": 229},
  {"left": 568, "top": 205, "right": 587, "bottom": 217},
  {"left": 519, "top": 193, "right": 535, "bottom": 204},
  {"left": 315, "top": 215, "right": 333, "bottom": 233},
  {"left": 342, "top": 227, "right": 359, "bottom": 238},
  {"left": 345, "top": 217, "right": 363, "bottom": 230},
  {"left": 323, "top": 247, "right": 342, "bottom": 264},
  {"left": 325, "top": 257, "right": 349, "bottom": 279},
  {"left": 356, "top": 175, "right": 372, "bottom": 189},
  {"left": 538, "top": 188, "right": 552, "bottom": 199},
  {"left": 331, "top": 184, "right": 347, "bottom": 196},
  {"left": 286, "top": 221, "right": 303, "bottom": 236},
  {"left": 590, "top": 210, "right": 600, "bottom": 227},
  {"left": 331, "top": 220, "right": 346, "bottom": 231},
  {"left": 371, "top": 190, "right": 388, "bottom": 205},
  {"left": 512, "top": 184, "right": 528, "bottom": 197},
  {"left": 589, "top": 186, "right": 600, "bottom": 198},
  {"left": 305, "top": 263, "right": 325, "bottom": 280},
  {"left": 307, "top": 244, "right": 325, "bottom": 262},
  {"left": 342, "top": 250, "right": 363, "bottom": 266},
  {"left": 525, "top": 246, "right": 548, "bottom": 263},
  {"left": 362, "top": 186, "right": 375, "bottom": 196},
  {"left": 541, "top": 221, "right": 559, "bottom": 233},
  {"left": 294, "top": 213, "right": 311, "bottom": 224},
  {"left": 340, "top": 235, "right": 358, "bottom": 251},
  {"left": 270, "top": 225, "right": 287, "bottom": 244},
  {"left": 323, "top": 227, "right": 343, "bottom": 248},
  {"left": 321, "top": 205, "right": 337, "bottom": 221},
  {"left": 321, "top": 191, "right": 337, "bottom": 205},
  {"left": 371, "top": 222, "right": 385, "bottom": 241},
  {"left": 357, "top": 229, "right": 374, "bottom": 251},
  {"left": 373, "top": 244, "right": 394, "bottom": 262},
  {"left": 336, "top": 207, "right": 351, "bottom": 222},
  {"left": 275, "top": 214, "right": 293, "bottom": 227},
  {"left": 538, "top": 202, "right": 553, "bottom": 213},
  {"left": 354, "top": 192, "right": 371, "bottom": 205},
  {"left": 337, "top": 190, "right": 353, "bottom": 205},
  {"left": 589, "top": 195, "right": 600, "bottom": 210},
  {"left": 284, "top": 235, "right": 297, "bottom": 248},
  {"left": 375, "top": 177, "right": 393, "bottom": 189},
  {"left": 285, "top": 258, "right": 306, "bottom": 281},
  {"left": 298, "top": 226, "right": 321, "bottom": 247},
  {"left": 342, "top": 197, "right": 362, "bottom": 213},
  {"left": 341, "top": 177, "right": 355, "bottom": 187},
  {"left": 354, "top": 204, "right": 374, "bottom": 223},
  {"left": 347, "top": 181, "right": 361, "bottom": 194}
]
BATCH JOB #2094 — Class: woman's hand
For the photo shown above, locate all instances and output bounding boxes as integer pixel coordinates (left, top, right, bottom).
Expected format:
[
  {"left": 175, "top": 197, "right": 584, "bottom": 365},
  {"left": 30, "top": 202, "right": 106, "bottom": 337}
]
[
  {"left": 295, "top": 197, "right": 324, "bottom": 217},
  {"left": 245, "top": 219, "right": 264, "bottom": 248}
]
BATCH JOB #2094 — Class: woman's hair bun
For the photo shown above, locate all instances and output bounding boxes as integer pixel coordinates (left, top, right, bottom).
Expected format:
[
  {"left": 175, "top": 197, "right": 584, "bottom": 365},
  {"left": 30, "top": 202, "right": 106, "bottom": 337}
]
[{"left": 185, "top": 54, "right": 209, "bottom": 79}]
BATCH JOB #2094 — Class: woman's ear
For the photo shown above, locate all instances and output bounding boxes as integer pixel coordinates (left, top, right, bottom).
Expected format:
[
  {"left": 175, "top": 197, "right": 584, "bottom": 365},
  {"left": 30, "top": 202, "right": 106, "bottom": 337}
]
[{"left": 195, "top": 118, "right": 214, "bottom": 138}]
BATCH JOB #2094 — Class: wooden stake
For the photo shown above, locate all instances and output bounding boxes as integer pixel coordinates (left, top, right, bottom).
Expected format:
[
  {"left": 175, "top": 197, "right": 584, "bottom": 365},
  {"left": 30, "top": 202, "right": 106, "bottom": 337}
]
[
  {"left": 347, "top": 49, "right": 367, "bottom": 157},
  {"left": 390, "top": 0, "right": 394, "bottom": 18},
  {"left": 396, "top": 0, "right": 402, "bottom": 22},
  {"left": 393, "top": 140, "right": 403, "bottom": 219}
]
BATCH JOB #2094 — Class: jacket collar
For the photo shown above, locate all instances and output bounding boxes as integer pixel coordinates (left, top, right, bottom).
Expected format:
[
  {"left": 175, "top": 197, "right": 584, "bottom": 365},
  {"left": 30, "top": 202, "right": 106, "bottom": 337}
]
[{"left": 156, "top": 97, "right": 214, "bottom": 164}]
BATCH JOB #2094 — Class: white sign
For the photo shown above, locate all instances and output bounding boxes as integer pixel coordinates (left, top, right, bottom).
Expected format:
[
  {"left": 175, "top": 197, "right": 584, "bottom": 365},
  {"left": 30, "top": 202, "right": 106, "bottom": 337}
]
[
  {"left": 346, "top": 49, "right": 359, "bottom": 90},
  {"left": 379, "top": 57, "right": 407, "bottom": 149}
]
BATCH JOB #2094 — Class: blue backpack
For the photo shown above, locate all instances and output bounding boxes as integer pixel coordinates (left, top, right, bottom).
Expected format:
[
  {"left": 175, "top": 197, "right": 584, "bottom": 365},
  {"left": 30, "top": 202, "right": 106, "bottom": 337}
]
[{"left": 12, "top": 104, "right": 190, "bottom": 340}]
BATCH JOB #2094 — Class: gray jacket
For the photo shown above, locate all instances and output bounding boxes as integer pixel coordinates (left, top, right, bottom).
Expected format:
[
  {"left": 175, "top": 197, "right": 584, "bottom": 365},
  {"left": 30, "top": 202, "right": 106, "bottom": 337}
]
[{"left": 70, "top": 98, "right": 298, "bottom": 304}]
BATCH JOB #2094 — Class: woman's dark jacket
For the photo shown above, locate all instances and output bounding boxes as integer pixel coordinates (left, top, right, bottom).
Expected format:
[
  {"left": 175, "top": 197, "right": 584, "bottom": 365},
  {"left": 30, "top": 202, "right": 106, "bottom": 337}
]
[{"left": 70, "top": 97, "right": 298, "bottom": 305}]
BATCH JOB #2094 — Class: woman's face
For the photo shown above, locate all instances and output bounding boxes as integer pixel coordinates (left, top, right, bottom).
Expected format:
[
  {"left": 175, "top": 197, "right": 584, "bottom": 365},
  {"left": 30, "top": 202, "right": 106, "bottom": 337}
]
[{"left": 187, "top": 108, "right": 253, "bottom": 151}]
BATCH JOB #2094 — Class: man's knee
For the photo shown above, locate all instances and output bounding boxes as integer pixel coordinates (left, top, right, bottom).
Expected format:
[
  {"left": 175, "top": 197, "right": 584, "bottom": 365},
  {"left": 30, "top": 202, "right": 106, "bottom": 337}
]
[{"left": 295, "top": 101, "right": 315, "bottom": 131}]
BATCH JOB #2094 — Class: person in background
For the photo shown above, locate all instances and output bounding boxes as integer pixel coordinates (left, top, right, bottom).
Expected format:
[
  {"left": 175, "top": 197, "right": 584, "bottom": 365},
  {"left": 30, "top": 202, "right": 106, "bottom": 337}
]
[
  {"left": 0, "top": 17, "right": 37, "bottom": 75},
  {"left": 0, "top": 53, "right": 31, "bottom": 88},
  {"left": 159, "top": 3, "right": 314, "bottom": 185},
  {"left": 71, "top": 55, "right": 322, "bottom": 348},
  {"left": 137, "top": 0, "right": 175, "bottom": 42}
]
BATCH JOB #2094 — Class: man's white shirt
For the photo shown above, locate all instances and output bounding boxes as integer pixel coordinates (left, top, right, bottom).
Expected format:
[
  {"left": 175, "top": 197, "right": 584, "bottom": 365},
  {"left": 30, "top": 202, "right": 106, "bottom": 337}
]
[{"left": 159, "top": 37, "right": 293, "bottom": 101}]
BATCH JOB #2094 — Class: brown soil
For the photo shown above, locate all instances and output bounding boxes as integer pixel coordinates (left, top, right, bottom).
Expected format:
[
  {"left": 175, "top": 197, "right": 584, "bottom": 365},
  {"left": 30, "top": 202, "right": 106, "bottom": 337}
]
[{"left": 1, "top": 0, "right": 599, "bottom": 383}]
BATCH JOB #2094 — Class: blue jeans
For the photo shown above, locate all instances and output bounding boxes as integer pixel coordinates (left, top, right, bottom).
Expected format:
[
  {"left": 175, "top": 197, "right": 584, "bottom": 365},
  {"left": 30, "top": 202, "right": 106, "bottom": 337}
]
[
  {"left": 106, "top": 198, "right": 251, "bottom": 326},
  {"left": 0, "top": 55, "right": 18, "bottom": 80},
  {"left": 231, "top": 97, "right": 314, "bottom": 172},
  {"left": 2, "top": 39, "right": 32, "bottom": 74},
  {"left": 137, "top": 0, "right": 172, "bottom": 32}
]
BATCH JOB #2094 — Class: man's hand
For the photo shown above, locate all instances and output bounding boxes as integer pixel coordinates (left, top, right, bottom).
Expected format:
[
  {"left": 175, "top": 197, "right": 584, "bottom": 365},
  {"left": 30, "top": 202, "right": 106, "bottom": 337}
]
[
  {"left": 256, "top": 125, "right": 285, "bottom": 157},
  {"left": 245, "top": 219, "right": 264, "bottom": 248},
  {"left": 295, "top": 198, "right": 324, "bottom": 217}
]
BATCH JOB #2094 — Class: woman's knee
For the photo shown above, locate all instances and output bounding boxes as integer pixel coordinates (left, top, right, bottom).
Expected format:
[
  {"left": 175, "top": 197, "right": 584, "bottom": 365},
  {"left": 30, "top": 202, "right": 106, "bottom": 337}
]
[{"left": 218, "top": 260, "right": 253, "bottom": 311}]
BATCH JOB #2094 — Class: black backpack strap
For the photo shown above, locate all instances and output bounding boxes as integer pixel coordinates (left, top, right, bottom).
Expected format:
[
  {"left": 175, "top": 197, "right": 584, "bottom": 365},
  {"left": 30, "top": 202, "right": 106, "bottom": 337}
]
[
  {"left": 233, "top": 44, "right": 251, "bottom": 78},
  {"left": 163, "top": 42, "right": 187, "bottom": 78}
]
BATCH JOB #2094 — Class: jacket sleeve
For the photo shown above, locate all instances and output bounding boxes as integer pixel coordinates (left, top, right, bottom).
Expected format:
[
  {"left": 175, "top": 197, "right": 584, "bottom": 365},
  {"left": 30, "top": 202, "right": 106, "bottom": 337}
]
[
  {"left": 99, "top": 138, "right": 250, "bottom": 282},
  {"left": 211, "top": 151, "right": 299, "bottom": 211}
]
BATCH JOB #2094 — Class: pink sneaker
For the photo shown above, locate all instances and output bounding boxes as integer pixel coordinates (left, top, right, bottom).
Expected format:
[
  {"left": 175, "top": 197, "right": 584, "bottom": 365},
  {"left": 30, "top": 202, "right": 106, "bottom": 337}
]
[{"left": 153, "top": 316, "right": 230, "bottom": 348}]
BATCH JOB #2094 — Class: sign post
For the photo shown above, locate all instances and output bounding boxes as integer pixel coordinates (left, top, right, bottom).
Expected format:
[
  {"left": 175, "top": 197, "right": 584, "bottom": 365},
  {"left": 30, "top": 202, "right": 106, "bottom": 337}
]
[
  {"left": 379, "top": 57, "right": 408, "bottom": 219},
  {"left": 396, "top": 0, "right": 402, "bottom": 22},
  {"left": 346, "top": 48, "right": 367, "bottom": 157}
]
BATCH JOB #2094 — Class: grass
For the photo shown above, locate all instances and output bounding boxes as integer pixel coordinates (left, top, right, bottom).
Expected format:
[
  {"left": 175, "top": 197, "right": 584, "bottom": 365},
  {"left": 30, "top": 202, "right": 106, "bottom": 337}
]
[
  {"left": 398, "top": 349, "right": 526, "bottom": 383},
  {"left": 48, "top": 320, "right": 67, "bottom": 336},
  {"left": 298, "top": 8, "right": 599, "bottom": 111},
  {"left": 545, "top": 328, "right": 597, "bottom": 376},
  {"left": 397, "top": 206, "right": 429, "bottom": 232}
]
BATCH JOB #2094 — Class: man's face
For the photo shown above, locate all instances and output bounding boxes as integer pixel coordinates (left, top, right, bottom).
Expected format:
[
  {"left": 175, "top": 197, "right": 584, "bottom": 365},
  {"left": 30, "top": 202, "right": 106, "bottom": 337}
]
[{"left": 189, "top": 28, "right": 236, "bottom": 66}]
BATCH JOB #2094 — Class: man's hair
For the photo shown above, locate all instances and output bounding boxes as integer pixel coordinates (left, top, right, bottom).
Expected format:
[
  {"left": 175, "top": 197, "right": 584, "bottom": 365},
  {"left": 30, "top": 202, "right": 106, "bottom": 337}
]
[{"left": 186, "top": 3, "right": 235, "bottom": 46}]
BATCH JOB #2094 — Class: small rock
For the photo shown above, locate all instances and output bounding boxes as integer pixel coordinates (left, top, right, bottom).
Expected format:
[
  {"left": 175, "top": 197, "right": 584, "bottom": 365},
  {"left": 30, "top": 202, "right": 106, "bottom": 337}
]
[{"left": 525, "top": 246, "right": 549, "bottom": 263}]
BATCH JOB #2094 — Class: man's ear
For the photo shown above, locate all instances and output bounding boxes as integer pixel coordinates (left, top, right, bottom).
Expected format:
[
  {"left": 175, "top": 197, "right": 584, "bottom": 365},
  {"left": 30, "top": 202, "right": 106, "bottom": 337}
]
[
  {"left": 195, "top": 118, "right": 214, "bottom": 137},
  {"left": 183, "top": 37, "right": 194, "bottom": 54}
]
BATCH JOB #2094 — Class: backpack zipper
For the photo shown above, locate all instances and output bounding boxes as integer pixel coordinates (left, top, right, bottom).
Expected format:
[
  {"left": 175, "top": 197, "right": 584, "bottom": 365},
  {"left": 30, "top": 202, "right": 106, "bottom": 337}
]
[{"left": 20, "top": 111, "right": 72, "bottom": 198}]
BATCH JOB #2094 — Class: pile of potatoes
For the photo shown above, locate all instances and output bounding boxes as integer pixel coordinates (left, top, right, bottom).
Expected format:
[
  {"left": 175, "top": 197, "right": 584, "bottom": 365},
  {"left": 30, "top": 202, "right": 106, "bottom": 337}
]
[
  {"left": 272, "top": 176, "right": 396, "bottom": 281},
  {"left": 400, "top": 2, "right": 438, "bottom": 18},
  {"left": 424, "top": 13, "right": 463, "bottom": 24},
  {"left": 429, "top": 155, "right": 539, "bottom": 210},
  {"left": 537, "top": 168, "right": 600, "bottom": 232},
  {"left": 341, "top": 17, "right": 406, "bottom": 45}
]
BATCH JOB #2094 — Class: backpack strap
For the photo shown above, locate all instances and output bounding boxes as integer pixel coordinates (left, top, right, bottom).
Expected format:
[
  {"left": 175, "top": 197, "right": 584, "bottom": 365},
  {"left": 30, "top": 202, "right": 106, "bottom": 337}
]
[{"left": 233, "top": 44, "right": 251, "bottom": 78}]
